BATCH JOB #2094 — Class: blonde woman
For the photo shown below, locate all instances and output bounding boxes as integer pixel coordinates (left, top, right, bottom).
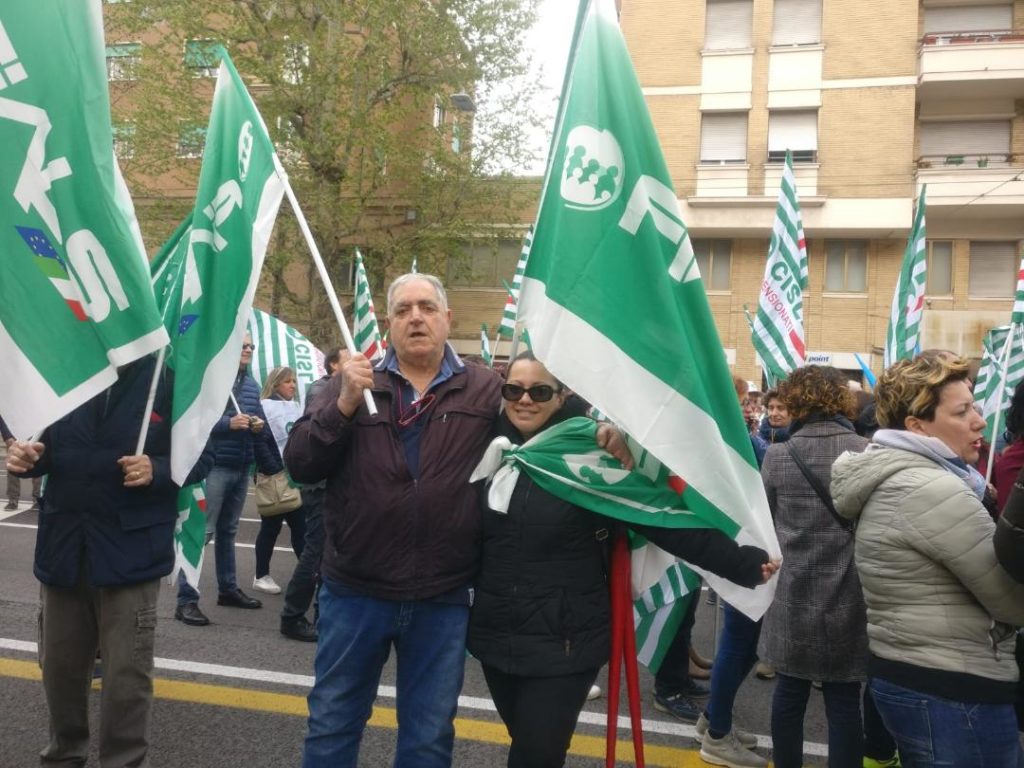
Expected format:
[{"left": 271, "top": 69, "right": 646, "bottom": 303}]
[
  {"left": 831, "top": 353, "right": 1024, "bottom": 767},
  {"left": 253, "top": 366, "right": 306, "bottom": 594}
]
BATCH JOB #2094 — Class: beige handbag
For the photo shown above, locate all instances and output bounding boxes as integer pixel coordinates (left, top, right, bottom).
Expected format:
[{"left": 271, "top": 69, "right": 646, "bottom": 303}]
[{"left": 254, "top": 471, "right": 301, "bottom": 517}]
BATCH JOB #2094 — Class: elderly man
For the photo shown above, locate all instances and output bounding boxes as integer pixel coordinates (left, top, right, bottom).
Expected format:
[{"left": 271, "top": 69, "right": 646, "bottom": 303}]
[{"left": 286, "top": 273, "right": 624, "bottom": 767}]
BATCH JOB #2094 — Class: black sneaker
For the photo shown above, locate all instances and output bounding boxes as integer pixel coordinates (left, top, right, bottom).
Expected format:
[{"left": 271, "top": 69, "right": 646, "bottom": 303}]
[
  {"left": 4, "top": 501, "right": 17, "bottom": 511},
  {"left": 683, "top": 678, "right": 711, "bottom": 698},
  {"left": 280, "top": 616, "right": 318, "bottom": 642},
  {"left": 653, "top": 691, "right": 701, "bottom": 722}
]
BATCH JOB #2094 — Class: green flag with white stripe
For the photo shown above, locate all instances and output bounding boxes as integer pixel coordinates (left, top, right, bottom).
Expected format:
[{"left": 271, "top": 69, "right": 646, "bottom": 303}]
[
  {"left": 247, "top": 307, "right": 326, "bottom": 411},
  {"left": 498, "top": 228, "right": 531, "bottom": 339},
  {"left": 353, "top": 249, "right": 384, "bottom": 361},
  {"left": 978, "top": 324, "right": 1024, "bottom": 444},
  {"left": 884, "top": 186, "right": 927, "bottom": 369},
  {"left": 751, "top": 151, "right": 808, "bottom": 387},
  {"left": 0, "top": 1, "right": 169, "bottom": 438},
  {"left": 516, "top": 0, "right": 779, "bottom": 619}
]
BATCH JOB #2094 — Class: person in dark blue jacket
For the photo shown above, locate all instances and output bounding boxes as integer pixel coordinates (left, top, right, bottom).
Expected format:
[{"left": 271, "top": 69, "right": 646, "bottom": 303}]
[
  {"left": 175, "top": 333, "right": 283, "bottom": 626},
  {"left": 758, "top": 388, "right": 792, "bottom": 445},
  {"left": 6, "top": 353, "right": 213, "bottom": 768}
]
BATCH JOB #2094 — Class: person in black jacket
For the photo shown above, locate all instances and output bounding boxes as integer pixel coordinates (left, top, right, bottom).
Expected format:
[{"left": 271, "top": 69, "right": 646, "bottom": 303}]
[
  {"left": 175, "top": 332, "right": 283, "bottom": 626},
  {"left": 6, "top": 354, "right": 213, "bottom": 768},
  {"left": 466, "top": 353, "right": 777, "bottom": 768},
  {"left": 996, "top": 466, "right": 1024, "bottom": 584}
]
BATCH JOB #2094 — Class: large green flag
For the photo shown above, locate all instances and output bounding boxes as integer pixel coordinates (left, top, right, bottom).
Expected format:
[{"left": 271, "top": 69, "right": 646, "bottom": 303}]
[
  {"left": 152, "top": 49, "right": 286, "bottom": 483},
  {"left": 0, "top": 1, "right": 168, "bottom": 438},
  {"left": 884, "top": 186, "right": 927, "bottom": 369},
  {"left": 517, "top": 0, "right": 778, "bottom": 619},
  {"left": 247, "top": 307, "right": 326, "bottom": 411}
]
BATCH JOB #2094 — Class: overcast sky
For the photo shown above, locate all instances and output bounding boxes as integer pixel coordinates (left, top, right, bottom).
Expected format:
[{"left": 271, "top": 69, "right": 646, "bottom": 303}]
[{"left": 521, "top": 0, "right": 578, "bottom": 175}]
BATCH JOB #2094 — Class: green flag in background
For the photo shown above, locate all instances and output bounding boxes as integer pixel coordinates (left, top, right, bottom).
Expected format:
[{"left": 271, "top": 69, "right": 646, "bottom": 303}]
[
  {"left": 480, "top": 323, "right": 494, "bottom": 367},
  {"left": 498, "top": 228, "right": 532, "bottom": 339},
  {"left": 884, "top": 186, "right": 927, "bottom": 368},
  {"left": 170, "top": 482, "right": 206, "bottom": 589},
  {"left": 152, "top": 49, "right": 285, "bottom": 484},
  {"left": 517, "top": 0, "right": 778, "bottom": 619},
  {"left": 353, "top": 249, "right": 384, "bottom": 361},
  {"left": 247, "top": 307, "right": 326, "bottom": 411},
  {"left": 0, "top": 1, "right": 168, "bottom": 438}
]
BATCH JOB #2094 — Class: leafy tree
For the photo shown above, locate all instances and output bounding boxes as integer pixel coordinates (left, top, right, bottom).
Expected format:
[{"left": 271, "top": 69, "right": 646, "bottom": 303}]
[{"left": 108, "top": 0, "right": 542, "bottom": 343}]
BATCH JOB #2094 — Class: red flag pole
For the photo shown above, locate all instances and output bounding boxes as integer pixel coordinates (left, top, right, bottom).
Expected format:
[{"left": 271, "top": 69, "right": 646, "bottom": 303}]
[
  {"left": 605, "top": 533, "right": 624, "bottom": 768},
  {"left": 622, "top": 559, "right": 646, "bottom": 768}
]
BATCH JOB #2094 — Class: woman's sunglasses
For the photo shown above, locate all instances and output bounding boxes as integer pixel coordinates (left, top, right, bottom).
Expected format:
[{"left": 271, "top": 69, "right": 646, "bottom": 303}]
[{"left": 501, "top": 383, "right": 560, "bottom": 403}]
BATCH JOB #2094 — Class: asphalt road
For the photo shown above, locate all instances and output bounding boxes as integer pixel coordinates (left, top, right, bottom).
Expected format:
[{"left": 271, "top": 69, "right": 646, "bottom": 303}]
[{"left": 0, "top": 467, "right": 832, "bottom": 768}]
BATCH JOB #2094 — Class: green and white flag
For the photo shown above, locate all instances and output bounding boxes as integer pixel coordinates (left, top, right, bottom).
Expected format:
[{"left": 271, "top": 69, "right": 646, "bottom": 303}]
[
  {"left": 170, "top": 482, "right": 206, "bottom": 589},
  {"left": 498, "top": 228, "right": 532, "bottom": 339},
  {"left": 631, "top": 535, "right": 699, "bottom": 673},
  {"left": 247, "top": 307, "right": 326, "bottom": 411},
  {"left": 0, "top": 1, "right": 169, "bottom": 438},
  {"left": 480, "top": 323, "right": 494, "bottom": 367},
  {"left": 516, "top": 0, "right": 778, "bottom": 619},
  {"left": 978, "top": 326, "right": 1024, "bottom": 444},
  {"left": 353, "top": 249, "right": 384, "bottom": 361},
  {"left": 151, "top": 49, "right": 286, "bottom": 483},
  {"left": 751, "top": 150, "right": 808, "bottom": 387},
  {"left": 884, "top": 186, "right": 927, "bottom": 369}
]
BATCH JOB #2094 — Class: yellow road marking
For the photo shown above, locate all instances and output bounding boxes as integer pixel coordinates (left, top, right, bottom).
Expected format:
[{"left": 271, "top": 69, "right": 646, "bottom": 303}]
[{"left": 0, "top": 657, "right": 716, "bottom": 767}]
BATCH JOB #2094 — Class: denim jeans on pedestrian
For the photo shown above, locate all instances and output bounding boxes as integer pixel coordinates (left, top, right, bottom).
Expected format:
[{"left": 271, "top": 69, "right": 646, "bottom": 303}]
[
  {"left": 281, "top": 486, "right": 325, "bottom": 622},
  {"left": 302, "top": 580, "right": 470, "bottom": 768},
  {"left": 177, "top": 464, "right": 250, "bottom": 605},
  {"left": 706, "top": 602, "right": 761, "bottom": 737},
  {"left": 869, "top": 677, "right": 1024, "bottom": 768},
  {"left": 771, "top": 673, "right": 862, "bottom": 768}
]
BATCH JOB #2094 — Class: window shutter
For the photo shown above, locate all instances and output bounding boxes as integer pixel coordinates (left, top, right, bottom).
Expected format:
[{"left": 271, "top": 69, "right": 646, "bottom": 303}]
[
  {"left": 705, "top": 0, "right": 753, "bottom": 50},
  {"left": 768, "top": 111, "right": 818, "bottom": 152},
  {"left": 919, "top": 121, "right": 1011, "bottom": 157},
  {"left": 969, "top": 241, "right": 1018, "bottom": 297},
  {"left": 923, "top": 5, "right": 1012, "bottom": 34},
  {"left": 700, "top": 113, "right": 748, "bottom": 162},
  {"left": 772, "top": 0, "right": 822, "bottom": 45}
]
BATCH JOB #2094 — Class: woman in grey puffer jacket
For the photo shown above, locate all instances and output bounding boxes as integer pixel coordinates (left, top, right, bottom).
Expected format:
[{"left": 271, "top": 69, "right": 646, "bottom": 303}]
[{"left": 831, "top": 353, "right": 1024, "bottom": 767}]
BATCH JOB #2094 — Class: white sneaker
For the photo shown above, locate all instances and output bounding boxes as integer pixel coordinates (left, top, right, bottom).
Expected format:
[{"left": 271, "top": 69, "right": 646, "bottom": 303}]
[
  {"left": 587, "top": 684, "right": 601, "bottom": 700},
  {"left": 700, "top": 730, "right": 767, "bottom": 768},
  {"left": 694, "top": 712, "right": 758, "bottom": 749},
  {"left": 252, "top": 575, "right": 281, "bottom": 594}
]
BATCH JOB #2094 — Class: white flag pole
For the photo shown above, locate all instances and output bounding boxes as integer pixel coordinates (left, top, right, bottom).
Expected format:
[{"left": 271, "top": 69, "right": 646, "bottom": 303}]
[
  {"left": 272, "top": 158, "right": 377, "bottom": 415},
  {"left": 134, "top": 347, "right": 168, "bottom": 456},
  {"left": 985, "top": 325, "right": 1017, "bottom": 486},
  {"left": 229, "top": 391, "right": 242, "bottom": 414}
]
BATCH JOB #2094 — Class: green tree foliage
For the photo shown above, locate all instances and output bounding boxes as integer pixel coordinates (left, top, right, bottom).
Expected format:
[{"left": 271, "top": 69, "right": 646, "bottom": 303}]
[{"left": 107, "top": 0, "right": 542, "bottom": 343}]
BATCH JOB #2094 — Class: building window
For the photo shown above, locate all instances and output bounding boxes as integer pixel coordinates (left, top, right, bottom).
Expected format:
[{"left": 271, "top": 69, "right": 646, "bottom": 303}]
[
  {"left": 923, "top": 5, "right": 1012, "bottom": 38},
  {"left": 106, "top": 43, "right": 141, "bottom": 81},
  {"left": 772, "top": 0, "right": 822, "bottom": 46},
  {"left": 176, "top": 124, "right": 206, "bottom": 159},
  {"left": 282, "top": 42, "right": 308, "bottom": 85},
  {"left": 700, "top": 113, "right": 747, "bottom": 164},
  {"left": 112, "top": 123, "right": 135, "bottom": 160},
  {"left": 768, "top": 110, "right": 817, "bottom": 163},
  {"left": 432, "top": 98, "right": 446, "bottom": 130},
  {"left": 969, "top": 241, "right": 1018, "bottom": 298},
  {"left": 825, "top": 240, "right": 868, "bottom": 293},
  {"left": 926, "top": 241, "right": 953, "bottom": 296},
  {"left": 451, "top": 123, "right": 462, "bottom": 154},
  {"left": 694, "top": 239, "right": 732, "bottom": 291},
  {"left": 184, "top": 40, "right": 220, "bottom": 77},
  {"left": 919, "top": 120, "right": 1011, "bottom": 167},
  {"left": 447, "top": 238, "right": 522, "bottom": 288},
  {"left": 704, "top": 0, "right": 753, "bottom": 50}
]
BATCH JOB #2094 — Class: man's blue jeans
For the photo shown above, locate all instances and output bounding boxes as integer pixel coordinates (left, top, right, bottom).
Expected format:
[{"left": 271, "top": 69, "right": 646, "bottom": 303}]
[
  {"left": 302, "top": 580, "right": 469, "bottom": 768},
  {"left": 869, "top": 677, "right": 1024, "bottom": 767},
  {"left": 177, "top": 465, "right": 250, "bottom": 605},
  {"left": 706, "top": 602, "right": 761, "bottom": 737}
]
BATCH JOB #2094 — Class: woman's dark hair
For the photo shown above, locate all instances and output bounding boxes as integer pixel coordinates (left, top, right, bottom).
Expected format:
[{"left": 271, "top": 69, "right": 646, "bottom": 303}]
[{"left": 1006, "top": 379, "right": 1024, "bottom": 441}]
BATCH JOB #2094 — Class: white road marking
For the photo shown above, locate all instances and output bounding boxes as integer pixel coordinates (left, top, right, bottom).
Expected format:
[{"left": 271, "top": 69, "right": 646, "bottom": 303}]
[{"left": 0, "top": 521, "right": 295, "bottom": 553}]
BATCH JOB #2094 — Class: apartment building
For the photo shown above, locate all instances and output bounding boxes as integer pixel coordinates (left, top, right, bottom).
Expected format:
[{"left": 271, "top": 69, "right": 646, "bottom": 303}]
[{"left": 621, "top": 0, "right": 1024, "bottom": 382}]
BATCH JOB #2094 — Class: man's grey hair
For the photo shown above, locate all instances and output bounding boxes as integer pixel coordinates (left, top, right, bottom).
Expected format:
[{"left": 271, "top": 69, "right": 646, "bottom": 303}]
[{"left": 386, "top": 273, "right": 449, "bottom": 315}]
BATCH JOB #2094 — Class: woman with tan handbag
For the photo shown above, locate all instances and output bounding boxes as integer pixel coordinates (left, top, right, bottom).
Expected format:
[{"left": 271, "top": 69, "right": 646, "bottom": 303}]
[{"left": 252, "top": 366, "right": 306, "bottom": 595}]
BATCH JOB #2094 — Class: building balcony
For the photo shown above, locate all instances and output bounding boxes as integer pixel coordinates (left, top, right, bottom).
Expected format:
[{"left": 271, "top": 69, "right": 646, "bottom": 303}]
[
  {"left": 918, "top": 31, "right": 1024, "bottom": 100},
  {"left": 694, "top": 163, "right": 749, "bottom": 197},
  {"left": 915, "top": 156, "right": 1024, "bottom": 232}
]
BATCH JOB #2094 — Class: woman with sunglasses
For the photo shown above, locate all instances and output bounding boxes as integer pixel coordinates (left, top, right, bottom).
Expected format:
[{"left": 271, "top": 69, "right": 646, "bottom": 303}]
[{"left": 467, "top": 352, "right": 778, "bottom": 768}]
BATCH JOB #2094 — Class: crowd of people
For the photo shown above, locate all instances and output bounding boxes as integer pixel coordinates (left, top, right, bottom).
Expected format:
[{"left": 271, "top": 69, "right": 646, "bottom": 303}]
[{"left": 5, "top": 271, "right": 1024, "bottom": 768}]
